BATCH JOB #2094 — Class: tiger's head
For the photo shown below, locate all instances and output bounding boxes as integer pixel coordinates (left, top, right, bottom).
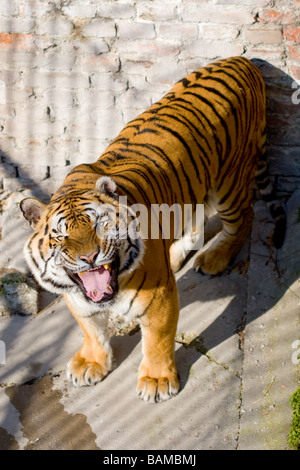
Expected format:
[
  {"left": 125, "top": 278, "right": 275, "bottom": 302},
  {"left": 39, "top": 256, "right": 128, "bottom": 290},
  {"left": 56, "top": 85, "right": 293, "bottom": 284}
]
[{"left": 20, "top": 176, "right": 144, "bottom": 308}]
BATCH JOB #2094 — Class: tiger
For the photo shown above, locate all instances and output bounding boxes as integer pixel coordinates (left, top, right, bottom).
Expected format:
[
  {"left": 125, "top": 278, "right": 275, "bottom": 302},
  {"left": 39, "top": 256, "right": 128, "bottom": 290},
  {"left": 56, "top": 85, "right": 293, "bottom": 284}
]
[{"left": 20, "top": 56, "right": 286, "bottom": 403}]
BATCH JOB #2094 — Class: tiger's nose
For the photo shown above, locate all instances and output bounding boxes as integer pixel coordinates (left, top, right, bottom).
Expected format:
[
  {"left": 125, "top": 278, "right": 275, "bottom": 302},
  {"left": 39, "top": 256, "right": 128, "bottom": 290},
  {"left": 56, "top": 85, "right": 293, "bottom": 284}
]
[{"left": 79, "top": 250, "right": 99, "bottom": 264}]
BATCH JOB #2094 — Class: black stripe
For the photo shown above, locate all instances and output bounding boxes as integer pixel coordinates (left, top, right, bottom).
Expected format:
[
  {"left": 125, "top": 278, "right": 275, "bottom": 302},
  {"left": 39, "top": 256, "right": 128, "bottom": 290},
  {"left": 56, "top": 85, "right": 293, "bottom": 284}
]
[
  {"left": 122, "top": 272, "right": 147, "bottom": 316},
  {"left": 191, "top": 83, "right": 238, "bottom": 145},
  {"left": 200, "top": 75, "right": 243, "bottom": 108},
  {"left": 137, "top": 279, "right": 160, "bottom": 319},
  {"left": 218, "top": 156, "right": 254, "bottom": 207},
  {"left": 118, "top": 143, "right": 175, "bottom": 205},
  {"left": 172, "top": 96, "right": 223, "bottom": 160},
  {"left": 155, "top": 108, "right": 211, "bottom": 171},
  {"left": 112, "top": 140, "right": 184, "bottom": 204},
  {"left": 108, "top": 147, "right": 168, "bottom": 204},
  {"left": 183, "top": 90, "right": 231, "bottom": 168},
  {"left": 112, "top": 173, "right": 152, "bottom": 207},
  {"left": 165, "top": 99, "right": 214, "bottom": 161},
  {"left": 154, "top": 122, "right": 198, "bottom": 206}
]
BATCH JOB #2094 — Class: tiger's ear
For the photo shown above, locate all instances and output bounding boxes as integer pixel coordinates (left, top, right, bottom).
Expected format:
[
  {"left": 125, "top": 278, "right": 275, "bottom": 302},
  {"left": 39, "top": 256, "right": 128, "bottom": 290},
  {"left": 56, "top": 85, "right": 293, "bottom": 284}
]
[
  {"left": 95, "top": 176, "right": 117, "bottom": 199},
  {"left": 20, "top": 198, "right": 46, "bottom": 228}
]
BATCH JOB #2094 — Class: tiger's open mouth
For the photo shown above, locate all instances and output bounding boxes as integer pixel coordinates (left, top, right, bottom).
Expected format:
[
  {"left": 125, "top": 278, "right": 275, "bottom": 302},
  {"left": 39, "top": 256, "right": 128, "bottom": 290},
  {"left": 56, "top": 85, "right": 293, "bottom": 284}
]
[{"left": 67, "top": 260, "right": 119, "bottom": 303}]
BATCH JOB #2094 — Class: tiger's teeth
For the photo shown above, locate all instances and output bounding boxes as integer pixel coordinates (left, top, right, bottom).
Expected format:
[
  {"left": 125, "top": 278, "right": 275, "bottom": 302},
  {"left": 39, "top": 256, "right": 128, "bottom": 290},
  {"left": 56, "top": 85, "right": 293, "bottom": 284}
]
[
  {"left": 106, "top": 284, "right": 113, "bottom": 293},
  {"left": 103, "top": 264, "right": 111, "bottom": 272}
]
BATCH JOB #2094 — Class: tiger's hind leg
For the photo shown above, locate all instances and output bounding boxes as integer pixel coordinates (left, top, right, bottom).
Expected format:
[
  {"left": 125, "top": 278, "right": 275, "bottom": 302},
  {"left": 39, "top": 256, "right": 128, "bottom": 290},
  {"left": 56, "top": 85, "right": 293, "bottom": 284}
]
[
  {"left": 170, "top": 203, "right": 207, "bottom": 273},
  {"left": 193, "top": 188, "right": 253, "bottom": 275}
]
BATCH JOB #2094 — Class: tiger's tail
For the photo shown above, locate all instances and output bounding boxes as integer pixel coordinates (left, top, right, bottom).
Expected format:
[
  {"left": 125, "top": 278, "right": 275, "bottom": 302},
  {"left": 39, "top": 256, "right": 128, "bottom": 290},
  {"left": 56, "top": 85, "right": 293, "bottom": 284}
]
[{"left": 255, "top": 129, "right": 286, "bottom": 249}]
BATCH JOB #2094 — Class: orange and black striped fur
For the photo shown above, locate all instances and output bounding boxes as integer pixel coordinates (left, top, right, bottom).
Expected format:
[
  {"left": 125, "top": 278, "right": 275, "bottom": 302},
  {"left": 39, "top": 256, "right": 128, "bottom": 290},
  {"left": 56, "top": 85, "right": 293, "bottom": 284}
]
[{"left": 21, "top": 57, "right": 285, "bottom": 402}]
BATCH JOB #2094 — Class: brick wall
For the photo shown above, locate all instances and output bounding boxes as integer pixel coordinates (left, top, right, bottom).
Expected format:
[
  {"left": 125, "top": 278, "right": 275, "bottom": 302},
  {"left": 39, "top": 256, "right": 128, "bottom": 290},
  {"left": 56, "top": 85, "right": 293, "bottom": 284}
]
[{"left": 0, "top": 0, "right": 299, "bottom": 197}]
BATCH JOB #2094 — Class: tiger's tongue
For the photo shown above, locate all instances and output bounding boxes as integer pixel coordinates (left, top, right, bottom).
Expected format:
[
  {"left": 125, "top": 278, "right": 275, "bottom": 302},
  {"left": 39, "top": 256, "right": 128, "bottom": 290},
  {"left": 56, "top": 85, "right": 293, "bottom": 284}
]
[{"left": 78, "top": 267, "right": 111, "bottom": 302}]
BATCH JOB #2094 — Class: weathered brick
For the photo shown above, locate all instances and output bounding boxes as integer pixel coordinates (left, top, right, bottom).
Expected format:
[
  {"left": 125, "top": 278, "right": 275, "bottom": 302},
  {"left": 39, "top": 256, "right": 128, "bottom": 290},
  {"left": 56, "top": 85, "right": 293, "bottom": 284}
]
[
  {"left": 0, "top": 103, "right": 14, "bottom": 118},
  {"left": 0, "top": 2, "right": 17, "bottom": 17},
  {"left": 18, "top": 0, "right": 53, "bottom": 18},
  {"left": 90, "top": 73, "right": 126, "bottom": 93},
  {"left": 73, "top": 108, "right": 124, "bottom": 140},
  {"left": 77, "top": 138, "right": 110, "bottom": 164},
  {"left": 0, "top": 70, "right": 20, "bottom": 86},
  {"left": 0, "top": 49, "right": 38, "bottom": 69},
  {"left": 5, "top": 114, "right": 65, "bottom": 138},
  {"left": 288, "top": 46, "right": 300, "bottom": 64},
  {"left": 180, "top": 40, "right": 244, "bottom": 60},
  {"left": 283, "top": 26, "right": 300, "bottom": 42},
  {"left": 4, "top": 86, "right": 36, "bottom": 105},
  {"left": 37, "top": 16, "right": 74, "bottom": 37},
  {"left": 147, "top": 58, "right": 188, "bottom": 85},
  {"left": 97, "top": 2, "right": 136, "bottom": 19},
  {"left": 121, "top": 59, "right": 154, "bottom": 75},
  {"left": 291, "top": 66, "right": 300, "bottom": 81},
  {"left": 215, "top": 0, "right": 268, "bottom": 4},
  {"left": 115, "top": 39, "right": 180, "bottom": 59},
  {"left": 126, "top": 74, "right": 147, "bottom": 90},
  {"left": 178, "top": 58, "right": 207, "bottom": 75},
  {"left": 76, "top": 90, "right": 115, "bottom": 111},
  {"left": 158, "top": 23, "right": 198, "bottom": 42},
  {"left": 117, "top": 88, "right": 153, "bottom": 111},
  {"left": 258, "top": 9, "right": 296, "bottom": 25},
  {"left": 122, "top": 107, "right": 143, "bottom": 125},
  {"left": 179, "top": 5, "right": 255, "bottom": 24},
  {"left": 246, "top": 27, "right": 282, "bottom": 44},
  {"left": 82, "top": 19, "right": 116, "bottom": 38},
  {"left": 0, "top": 33, "right": 36, "bottom": 50},
  {"left": 74, "top": 37, "right": 109, "bottom": 56},
  {"left": 246, "top": 47, "right": 284, "bottom": 62},
  {"left": 137, "top": 2, "right": 177, "bottom": 21},
  {"left": 117, "top": 21, "right": 155, "bottom": 40},
  {"left": 81, "top": 54, "right": 120, "bottom": 73},
  {"left": 45, "top": 166, "right": 70, "bottom": 185},
  {"left": 43, "top": 52, "right": 75, "bottom": 72},
  {"left": 62, "top": 3, "right": 97, "bottom": 19},
  {"left": 0, "top": 17, "right": 35, "bottom": 34},
  {"left": 43, "top": 88, "right": 75, "bottom": 109},
  {"left": 22, "top": 70, "right": 89, "bottom": 89},
  {"left": 199, "top": 23, "right": 239, "bottom": 40}
]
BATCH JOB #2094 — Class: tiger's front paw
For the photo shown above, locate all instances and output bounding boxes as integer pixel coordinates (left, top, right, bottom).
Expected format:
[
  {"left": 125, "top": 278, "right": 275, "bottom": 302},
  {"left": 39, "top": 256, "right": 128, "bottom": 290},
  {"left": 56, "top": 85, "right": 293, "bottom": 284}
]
[
  {"left": 193, "top": 248, "right": 230, "bottom": 275},
  {"left": 67, "top": 350, "right": 112, "bottom": 387},
  {"left": 136, "top": 373, "right": 180, "bottom": 403}
]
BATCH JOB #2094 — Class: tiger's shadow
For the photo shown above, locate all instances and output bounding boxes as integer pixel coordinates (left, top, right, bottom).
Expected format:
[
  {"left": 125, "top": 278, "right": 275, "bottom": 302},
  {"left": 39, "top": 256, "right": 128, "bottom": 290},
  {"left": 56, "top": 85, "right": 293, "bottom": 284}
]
[{"left": 174, "top": 194, "right": 300, "bottom": 391}]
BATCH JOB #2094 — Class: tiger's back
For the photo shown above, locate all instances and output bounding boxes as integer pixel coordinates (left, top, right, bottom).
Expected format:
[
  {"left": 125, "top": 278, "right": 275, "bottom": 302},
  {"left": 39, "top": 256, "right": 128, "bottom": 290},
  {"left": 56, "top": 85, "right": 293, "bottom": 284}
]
[
  {"left": 64, "top": 56, "right": 266, "bottom": 211},
  {"left": 62, "top": 56, "right": 267, "bottom": 274}
]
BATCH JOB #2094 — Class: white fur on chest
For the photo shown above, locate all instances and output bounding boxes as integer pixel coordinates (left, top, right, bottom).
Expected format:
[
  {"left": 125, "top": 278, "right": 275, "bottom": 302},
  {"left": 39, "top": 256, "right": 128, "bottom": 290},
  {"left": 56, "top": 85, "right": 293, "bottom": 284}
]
[
  {"left": 109, "top": 288, "right": 144, "bottom": 324},
  {"left": 65, "top": 287, "right": 143, "bottom": 324}
]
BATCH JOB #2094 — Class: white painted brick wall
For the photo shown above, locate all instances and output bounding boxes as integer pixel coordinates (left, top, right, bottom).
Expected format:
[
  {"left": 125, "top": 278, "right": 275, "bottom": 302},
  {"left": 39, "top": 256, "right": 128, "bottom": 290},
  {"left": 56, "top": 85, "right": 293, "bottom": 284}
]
[{"left": 0, "top": 0, "right": 299, "bottom": 195}]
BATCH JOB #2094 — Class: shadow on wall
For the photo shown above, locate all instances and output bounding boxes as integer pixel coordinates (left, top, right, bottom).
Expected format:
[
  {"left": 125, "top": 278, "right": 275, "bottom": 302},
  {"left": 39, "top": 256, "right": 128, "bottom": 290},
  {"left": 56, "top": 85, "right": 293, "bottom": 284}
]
[
  {"left": 251, "top": 58, "right": 300, "bottom": 195},
  {"left": 0, "top": 149, "right": 49, "bottom": 202}
]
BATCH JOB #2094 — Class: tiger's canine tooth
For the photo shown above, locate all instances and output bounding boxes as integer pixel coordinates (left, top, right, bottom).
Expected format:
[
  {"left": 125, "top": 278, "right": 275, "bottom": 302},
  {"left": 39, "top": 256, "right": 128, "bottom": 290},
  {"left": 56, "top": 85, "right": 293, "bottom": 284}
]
[{"left": 103, "top": 264, "right": 111, "bottom": 272}]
